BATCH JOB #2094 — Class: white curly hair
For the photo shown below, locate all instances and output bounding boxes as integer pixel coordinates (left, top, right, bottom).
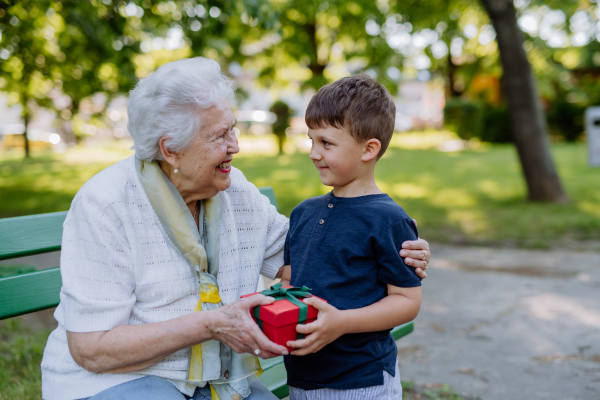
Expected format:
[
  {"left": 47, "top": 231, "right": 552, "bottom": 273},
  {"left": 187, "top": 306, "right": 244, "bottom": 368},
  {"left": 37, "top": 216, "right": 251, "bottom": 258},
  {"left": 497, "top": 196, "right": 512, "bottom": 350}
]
[{"left": 127, "top": 57, "right": 236, "bottom": 161}]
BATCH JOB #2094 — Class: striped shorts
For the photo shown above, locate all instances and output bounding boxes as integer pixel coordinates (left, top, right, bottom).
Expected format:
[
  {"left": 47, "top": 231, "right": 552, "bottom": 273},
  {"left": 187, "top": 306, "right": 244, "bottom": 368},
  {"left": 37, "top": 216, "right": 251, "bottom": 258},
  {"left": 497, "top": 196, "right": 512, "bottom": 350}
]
[{"left": 289, "top": 359, "right": 402, "bottom": 400}]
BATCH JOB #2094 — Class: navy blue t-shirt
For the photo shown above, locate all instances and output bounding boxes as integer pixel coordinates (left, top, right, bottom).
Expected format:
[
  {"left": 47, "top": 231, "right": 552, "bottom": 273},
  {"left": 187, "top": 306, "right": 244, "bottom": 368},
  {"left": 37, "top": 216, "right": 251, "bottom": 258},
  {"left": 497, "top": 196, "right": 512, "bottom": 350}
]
[{"left": 283, "top": 191, "right": 422, "bottom": 390}]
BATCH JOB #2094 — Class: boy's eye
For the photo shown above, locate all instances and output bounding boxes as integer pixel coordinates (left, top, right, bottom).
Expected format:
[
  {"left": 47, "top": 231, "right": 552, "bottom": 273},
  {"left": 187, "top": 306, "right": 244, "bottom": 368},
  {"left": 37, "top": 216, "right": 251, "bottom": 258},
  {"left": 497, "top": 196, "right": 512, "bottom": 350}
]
[{"left": 323, "top": 140, "right": 331, "bottom": 146}]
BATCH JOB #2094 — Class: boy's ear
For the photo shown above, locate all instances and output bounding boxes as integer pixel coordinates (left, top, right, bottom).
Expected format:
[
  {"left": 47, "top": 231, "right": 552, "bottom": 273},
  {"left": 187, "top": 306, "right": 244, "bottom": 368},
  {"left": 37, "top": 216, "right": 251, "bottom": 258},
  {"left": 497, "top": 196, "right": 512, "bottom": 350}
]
[{"left": 362, "top": 138, "right": 381, "bottom": 162}]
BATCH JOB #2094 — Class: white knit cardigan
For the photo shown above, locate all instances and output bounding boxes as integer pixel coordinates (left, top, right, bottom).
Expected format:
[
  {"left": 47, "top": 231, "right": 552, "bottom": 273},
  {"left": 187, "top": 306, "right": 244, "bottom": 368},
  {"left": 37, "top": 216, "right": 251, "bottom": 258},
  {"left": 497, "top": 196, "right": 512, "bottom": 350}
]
[{"left": 40, "top": 156, "right": 289, "bottom": 400}]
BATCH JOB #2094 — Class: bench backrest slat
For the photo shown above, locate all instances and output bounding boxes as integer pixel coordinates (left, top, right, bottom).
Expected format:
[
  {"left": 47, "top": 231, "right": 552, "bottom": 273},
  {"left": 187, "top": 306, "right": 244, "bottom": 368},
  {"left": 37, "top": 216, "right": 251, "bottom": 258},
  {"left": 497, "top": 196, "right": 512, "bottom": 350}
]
[
  {"left": 0, "top": 211, "right": 68, "bottom": 261},
  {"left": 0, "top": 187, "right": 278, "bottom": 320},
  {"left": 0, "top": 268, "right": 62, "bottom": 319}
]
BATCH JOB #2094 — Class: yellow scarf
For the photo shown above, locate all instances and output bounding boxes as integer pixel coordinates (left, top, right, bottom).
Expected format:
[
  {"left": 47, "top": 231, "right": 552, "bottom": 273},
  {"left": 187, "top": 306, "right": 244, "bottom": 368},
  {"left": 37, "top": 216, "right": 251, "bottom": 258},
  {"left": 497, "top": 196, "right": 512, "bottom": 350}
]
[{"left": 135, "top": 157, "right": 262, "bottom": 400}]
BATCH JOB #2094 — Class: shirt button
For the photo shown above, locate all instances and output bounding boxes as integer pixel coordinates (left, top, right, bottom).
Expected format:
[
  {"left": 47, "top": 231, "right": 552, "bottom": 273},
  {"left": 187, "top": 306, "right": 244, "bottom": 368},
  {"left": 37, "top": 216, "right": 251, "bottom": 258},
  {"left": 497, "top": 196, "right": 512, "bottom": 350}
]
[
  {"left": 328, "top": 203, "right": 334, "bottom": 208},
  {"left": 319, "top": 219, "right": 325, "bottom": 225}
]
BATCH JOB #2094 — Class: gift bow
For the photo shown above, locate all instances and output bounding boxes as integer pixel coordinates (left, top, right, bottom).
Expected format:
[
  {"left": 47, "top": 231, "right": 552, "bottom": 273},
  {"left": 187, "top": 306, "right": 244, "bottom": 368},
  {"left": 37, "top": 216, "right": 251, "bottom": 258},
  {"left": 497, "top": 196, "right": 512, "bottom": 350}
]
[{"left": 253, "top": 283, "right": 313, "bottom": 340}]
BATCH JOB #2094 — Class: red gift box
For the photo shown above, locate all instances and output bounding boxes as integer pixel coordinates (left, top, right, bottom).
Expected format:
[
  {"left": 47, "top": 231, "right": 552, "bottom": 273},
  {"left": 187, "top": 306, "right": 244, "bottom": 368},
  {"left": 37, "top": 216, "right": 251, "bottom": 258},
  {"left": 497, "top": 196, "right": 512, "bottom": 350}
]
[{"left": 241, "top": 284, "right": 326, "bottom": 351}]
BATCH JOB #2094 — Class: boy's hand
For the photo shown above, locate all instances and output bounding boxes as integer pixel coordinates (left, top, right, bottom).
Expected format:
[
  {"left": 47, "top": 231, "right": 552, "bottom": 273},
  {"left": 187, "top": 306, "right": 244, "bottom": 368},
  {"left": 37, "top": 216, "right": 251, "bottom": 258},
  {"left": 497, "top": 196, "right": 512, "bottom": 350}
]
[{"left": 286, "top": 297, "right": 345, "bottom": 355}]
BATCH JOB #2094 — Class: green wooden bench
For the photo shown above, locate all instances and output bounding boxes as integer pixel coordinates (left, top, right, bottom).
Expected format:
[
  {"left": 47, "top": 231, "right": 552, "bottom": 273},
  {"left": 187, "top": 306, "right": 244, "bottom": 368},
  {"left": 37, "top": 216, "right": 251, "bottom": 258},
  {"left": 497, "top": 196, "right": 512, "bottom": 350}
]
[{"left": 0, "top": 186, "right": 414, "bottom": 399}]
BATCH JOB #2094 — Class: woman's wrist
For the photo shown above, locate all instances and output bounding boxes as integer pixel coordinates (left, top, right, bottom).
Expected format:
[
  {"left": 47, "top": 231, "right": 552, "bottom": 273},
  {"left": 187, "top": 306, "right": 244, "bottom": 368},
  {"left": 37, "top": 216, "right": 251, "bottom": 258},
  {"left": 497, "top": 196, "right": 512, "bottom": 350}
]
[{"left": 196, "top": 309, "right": 220, "bottom": 341}]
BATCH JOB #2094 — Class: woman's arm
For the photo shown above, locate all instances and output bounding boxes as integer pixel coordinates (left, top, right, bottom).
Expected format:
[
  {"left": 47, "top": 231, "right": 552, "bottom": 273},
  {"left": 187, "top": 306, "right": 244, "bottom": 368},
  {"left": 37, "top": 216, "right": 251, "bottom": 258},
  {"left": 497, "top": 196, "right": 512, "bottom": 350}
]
[{"left": 67, "top": 295, "right": 288, "bottom": 373}]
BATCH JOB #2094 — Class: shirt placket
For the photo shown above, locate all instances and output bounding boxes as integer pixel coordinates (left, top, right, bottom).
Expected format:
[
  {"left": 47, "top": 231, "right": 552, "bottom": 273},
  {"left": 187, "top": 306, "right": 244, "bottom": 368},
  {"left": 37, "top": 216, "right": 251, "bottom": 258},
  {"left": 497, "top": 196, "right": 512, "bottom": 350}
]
[{"left": 312, "top": 198, "right": 337, "bottom": 238}]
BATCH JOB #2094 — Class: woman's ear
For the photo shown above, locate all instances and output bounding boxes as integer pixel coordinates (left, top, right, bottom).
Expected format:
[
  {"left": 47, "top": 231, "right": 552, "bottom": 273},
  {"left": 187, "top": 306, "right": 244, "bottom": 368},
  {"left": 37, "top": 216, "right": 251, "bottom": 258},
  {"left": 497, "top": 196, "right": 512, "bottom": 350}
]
[
  {"left": 158, "top": 135, "right": 179, "bottom": 167},
  {"left": 361, "top": 138, "right": 381, "bottom": 162}
]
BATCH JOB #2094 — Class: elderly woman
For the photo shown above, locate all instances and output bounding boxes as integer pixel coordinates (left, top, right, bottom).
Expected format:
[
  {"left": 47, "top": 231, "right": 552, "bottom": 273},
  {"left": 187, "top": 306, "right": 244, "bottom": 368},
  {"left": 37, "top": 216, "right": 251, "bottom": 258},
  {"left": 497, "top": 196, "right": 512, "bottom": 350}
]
[{"left": 40, "top": 58, "right": 430, "bottom": 400}]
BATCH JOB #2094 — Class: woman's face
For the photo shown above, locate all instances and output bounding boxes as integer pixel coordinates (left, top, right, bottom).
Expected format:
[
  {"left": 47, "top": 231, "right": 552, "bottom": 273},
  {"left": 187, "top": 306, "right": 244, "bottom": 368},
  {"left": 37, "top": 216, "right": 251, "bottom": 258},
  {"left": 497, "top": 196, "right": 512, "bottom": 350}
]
[{"left": 177, "top": 100, "right": 239, "bottom": 200}]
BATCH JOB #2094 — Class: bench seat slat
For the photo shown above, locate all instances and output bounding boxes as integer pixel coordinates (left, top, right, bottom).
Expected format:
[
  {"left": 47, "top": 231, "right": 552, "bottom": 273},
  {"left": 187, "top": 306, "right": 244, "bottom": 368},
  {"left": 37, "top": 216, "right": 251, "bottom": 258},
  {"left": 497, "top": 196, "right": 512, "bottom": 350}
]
[{"left": 258, "top": 357, "right": 289, "bottom": 399}]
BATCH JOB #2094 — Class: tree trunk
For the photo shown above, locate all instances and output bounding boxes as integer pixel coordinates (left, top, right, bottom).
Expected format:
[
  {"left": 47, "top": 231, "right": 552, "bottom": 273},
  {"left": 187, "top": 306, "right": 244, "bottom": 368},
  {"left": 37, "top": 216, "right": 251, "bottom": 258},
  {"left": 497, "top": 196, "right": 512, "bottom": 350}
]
[
  {"left": 22, "top": 107, "right": 30, "bottom": 158},
  {"left": 481, "top": 0, "right": 568, "bottom": 202},
  {"left": 306, "top": 22, "right": 326, "bottom": 82},
  {"left": 447, "top": 53, "right": 463, "bottom": 97}
]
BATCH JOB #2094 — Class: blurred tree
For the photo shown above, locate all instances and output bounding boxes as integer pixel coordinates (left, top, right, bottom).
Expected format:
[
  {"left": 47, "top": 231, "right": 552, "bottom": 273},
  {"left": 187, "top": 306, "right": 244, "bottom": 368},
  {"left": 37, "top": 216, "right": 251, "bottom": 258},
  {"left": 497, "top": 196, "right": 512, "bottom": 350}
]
[
  {"left": 56, "top": 0, "right": 141, "bottom": 142},
  {"left": 481, "top": 0, "right": 568, "bottom": 202},
  {"left": 0, "top": 0, "right": 142, "bottom": 154},
  {"left": 269, "top": 100, "right": 292, "bottom": 154},
  {"left": 232, "top": 0, "right": 405, "bottom": 92},
  {"left": 0, "top": 0, "right": 54, "bottom": 157}
]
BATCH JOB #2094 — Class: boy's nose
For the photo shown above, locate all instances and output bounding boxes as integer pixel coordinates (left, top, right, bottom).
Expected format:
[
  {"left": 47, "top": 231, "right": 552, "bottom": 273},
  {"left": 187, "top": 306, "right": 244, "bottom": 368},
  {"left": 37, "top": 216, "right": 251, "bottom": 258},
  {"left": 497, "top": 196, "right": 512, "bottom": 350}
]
[{"left": 309, "top": 146, "right": 321, "bottom": 161}]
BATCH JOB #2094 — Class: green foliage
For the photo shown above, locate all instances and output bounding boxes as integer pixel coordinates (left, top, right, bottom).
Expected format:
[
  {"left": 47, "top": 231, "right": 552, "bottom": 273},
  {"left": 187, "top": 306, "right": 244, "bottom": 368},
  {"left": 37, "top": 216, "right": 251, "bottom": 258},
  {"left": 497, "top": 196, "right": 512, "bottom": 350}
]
[
  {"left": 444, "top": 100, "right": 512, "bottom": 143},
  {"left": 269, "top": 100, "right": 292, "bottom": 154},
  {"left": 546, "top": 94, "right": 586, "bottom": 142},
  {"left": 481, "top": 104, "right": 512, "bottom": 143},
  {"left": 0, "top": 264, "right": 36, "bottom": 278},
  {"left": 444, "top": 99, "right": 484, "bottom": 141},
  {"left": 0, "top": 317, "right": 52, "bottom": 400}
]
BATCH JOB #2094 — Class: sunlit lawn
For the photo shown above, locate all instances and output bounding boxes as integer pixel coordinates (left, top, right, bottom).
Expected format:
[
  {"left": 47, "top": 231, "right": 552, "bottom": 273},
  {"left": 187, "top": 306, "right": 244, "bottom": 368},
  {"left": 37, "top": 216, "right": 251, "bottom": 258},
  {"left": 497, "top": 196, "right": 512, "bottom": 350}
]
[{"left": 1, "top": 135, "right": 599, "bottom": 248}]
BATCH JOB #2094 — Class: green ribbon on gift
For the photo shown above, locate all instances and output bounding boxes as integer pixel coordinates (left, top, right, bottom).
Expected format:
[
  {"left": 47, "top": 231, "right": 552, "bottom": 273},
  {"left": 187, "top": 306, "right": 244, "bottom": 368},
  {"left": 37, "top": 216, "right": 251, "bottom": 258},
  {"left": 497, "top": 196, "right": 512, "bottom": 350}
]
[{"left": 253, "top": 283, "right": 313, "bottom": 340}]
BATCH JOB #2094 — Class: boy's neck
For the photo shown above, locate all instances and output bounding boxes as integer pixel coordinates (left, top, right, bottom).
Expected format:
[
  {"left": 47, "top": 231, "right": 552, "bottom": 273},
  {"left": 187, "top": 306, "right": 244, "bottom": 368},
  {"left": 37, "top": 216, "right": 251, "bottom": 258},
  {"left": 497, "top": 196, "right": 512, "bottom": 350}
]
[{"left": 332, "top": 169, "right": 382, "bottom": 198}]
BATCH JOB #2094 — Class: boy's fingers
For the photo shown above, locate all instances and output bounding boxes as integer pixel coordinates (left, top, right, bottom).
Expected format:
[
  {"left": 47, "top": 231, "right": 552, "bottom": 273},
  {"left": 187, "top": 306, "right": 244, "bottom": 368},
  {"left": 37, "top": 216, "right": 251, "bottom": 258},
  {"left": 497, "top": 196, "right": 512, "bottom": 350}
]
[
  {"left": 287, "top": 334, "right": 315, "bottom": 349},
  {"left": 412, "top": 218, "right": 418, "bottom": 228},
  {"left": 296, "top": 321, "right": 320, "bottom": 334},
  {"left": 303, "top": 296, "right": 330, "bottom": 311},
  {"left": 291, "top": 340, "right": 323, "bottom": 356}
]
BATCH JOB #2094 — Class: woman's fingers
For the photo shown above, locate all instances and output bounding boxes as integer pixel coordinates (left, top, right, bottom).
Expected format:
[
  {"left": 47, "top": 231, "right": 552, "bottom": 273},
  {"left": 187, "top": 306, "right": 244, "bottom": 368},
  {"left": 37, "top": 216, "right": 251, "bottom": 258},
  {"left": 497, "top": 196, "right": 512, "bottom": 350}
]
[
  {"left": 212, "top": 297, "right": 288, "bottom": 357},
  {"left": 413, "top": 267, "right": 427, "bottom": 279},
  {"left": 400, "top": 238, "right": 430, "bottom": 279},
  {"left": 404, "top": 257, "right": 429, "bottom": 270}
]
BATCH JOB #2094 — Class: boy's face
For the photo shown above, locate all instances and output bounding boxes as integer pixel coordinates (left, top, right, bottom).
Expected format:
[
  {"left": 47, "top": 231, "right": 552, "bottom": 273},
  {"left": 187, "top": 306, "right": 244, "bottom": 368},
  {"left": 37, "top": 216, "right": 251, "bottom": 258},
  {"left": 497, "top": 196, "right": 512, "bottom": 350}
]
[{"left": 308, "top": 126, "right": 366, "bottom": 188}]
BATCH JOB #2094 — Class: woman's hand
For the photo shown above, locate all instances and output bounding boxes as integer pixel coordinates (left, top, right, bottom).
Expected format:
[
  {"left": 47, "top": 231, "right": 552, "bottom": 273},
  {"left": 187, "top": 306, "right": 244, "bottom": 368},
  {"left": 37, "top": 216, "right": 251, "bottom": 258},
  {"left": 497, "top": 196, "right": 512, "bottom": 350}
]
[
  {"left": 66, "top": 295, "right": 288, "bottom": 374},
  {"left": 210, "top": 294, "right": 289, "bottom": 359},
  {"left": 285, "top": 297, "right": 345, "bottom": 356},
  {"left": 276, "top": 265, "right": 291, "bottom": 286},
  {"left": 401, "top": 219, "right": 431, "bottom": 279}
]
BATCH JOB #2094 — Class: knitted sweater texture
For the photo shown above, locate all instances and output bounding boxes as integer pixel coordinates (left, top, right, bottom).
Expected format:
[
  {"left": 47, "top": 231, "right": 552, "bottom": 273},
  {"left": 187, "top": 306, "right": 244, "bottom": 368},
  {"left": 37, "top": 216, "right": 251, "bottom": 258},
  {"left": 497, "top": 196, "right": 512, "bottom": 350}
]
[{"left": 40, "top": 156, "right": 288, "bottom": 400}]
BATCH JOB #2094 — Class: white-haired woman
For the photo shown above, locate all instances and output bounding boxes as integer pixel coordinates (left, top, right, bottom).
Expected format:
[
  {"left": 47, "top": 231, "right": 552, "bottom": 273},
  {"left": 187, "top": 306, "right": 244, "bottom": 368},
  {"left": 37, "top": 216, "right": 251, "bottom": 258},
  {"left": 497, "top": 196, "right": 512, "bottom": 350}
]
[{"left": 40, "top": 58, "right": 431, "bottom": 400}]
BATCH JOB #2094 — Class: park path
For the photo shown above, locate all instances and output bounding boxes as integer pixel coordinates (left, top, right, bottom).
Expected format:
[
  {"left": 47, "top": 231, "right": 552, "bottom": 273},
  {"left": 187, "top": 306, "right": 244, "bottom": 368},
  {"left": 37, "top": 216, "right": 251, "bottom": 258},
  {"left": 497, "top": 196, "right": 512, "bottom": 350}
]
[{"left": 397, "top": 244, "right": 600, "bottom": 400}]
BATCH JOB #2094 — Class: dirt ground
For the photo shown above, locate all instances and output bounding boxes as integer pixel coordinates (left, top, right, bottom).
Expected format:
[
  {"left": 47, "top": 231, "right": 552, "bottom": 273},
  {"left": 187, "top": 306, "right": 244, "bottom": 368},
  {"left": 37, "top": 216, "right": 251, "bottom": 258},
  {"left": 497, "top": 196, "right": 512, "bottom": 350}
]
[{"left": 396, "top": 244, "right": 600, "bottom": 400}]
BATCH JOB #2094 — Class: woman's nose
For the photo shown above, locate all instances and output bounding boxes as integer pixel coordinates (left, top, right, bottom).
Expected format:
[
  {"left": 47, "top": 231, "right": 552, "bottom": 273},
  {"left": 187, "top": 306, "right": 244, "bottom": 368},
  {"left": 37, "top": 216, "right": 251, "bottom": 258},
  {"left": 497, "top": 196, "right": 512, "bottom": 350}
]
[{"left": 227, "top": 132, "right": 240, "bottom": 154}]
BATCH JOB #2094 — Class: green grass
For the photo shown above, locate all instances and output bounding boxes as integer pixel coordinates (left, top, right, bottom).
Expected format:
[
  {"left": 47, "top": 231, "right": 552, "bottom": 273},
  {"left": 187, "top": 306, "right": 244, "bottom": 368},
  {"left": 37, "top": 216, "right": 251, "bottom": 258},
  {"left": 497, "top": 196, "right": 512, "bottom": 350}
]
[
  {"left": 0, "top": 318, "right": 51, "bottom": 400},
  {"left": 1, "top": 139, "right": 599, "bottom": 248},
  {"left": 401, "top": 380, "right": 476, "bottom": 400},
  {"left": 236, "top": 142, "right": 600, "bottom": 249}
]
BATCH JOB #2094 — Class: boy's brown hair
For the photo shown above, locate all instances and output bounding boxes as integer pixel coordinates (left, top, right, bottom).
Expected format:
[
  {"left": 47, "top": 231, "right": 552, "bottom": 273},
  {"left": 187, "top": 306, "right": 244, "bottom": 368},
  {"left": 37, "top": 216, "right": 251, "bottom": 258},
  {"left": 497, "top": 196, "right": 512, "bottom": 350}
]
[{"left": 305, "top": 74, "right": 396, "bottom": 158}]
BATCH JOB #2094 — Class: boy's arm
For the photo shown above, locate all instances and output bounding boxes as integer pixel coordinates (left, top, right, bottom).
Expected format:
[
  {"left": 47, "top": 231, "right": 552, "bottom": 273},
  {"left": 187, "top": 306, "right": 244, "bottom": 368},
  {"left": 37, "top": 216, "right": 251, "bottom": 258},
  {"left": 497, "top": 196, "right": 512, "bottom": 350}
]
[
  {"left": 286, "top": 284, "right": 421, "bottom": 356},
  {"left": 275, "top": 264, "right": 292, "bottom": 286}
]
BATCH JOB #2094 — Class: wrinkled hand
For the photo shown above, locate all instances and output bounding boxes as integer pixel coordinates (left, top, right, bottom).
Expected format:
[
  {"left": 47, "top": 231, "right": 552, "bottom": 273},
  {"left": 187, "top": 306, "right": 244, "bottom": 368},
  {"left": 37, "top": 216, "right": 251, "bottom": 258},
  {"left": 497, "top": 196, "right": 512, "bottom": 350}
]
[
  {"left": 286, "top": 297, "right": 345, "bottom": 356},
  {"left": 209, "top": 295, "right": 288, "bottom": 359},
  {"left": 400, "top": 219, "right": 431, "bottom": 279}
]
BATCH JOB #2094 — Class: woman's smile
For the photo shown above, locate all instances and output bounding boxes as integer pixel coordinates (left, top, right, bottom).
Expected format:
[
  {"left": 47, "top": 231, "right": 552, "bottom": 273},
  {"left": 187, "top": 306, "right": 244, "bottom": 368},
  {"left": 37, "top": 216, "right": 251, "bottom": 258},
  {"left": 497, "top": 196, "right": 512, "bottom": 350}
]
[{"left": 218, "top": 159, "right": 232, "bottom": 172}]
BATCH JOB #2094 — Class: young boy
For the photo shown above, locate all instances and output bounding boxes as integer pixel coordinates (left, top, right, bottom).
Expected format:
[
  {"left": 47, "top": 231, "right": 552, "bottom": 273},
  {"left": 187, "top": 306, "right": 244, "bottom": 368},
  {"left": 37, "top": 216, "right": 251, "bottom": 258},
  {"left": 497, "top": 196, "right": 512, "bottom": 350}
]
[{"left": 277, "top": 74, "right": 422, "bottom": 399}]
